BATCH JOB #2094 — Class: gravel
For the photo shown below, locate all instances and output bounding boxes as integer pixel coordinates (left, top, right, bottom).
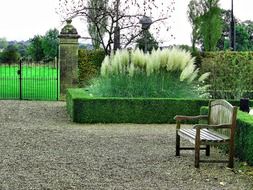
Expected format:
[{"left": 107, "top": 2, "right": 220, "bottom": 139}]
[{"left": 0, "top": 100, "right": 252, "bottom": 190}]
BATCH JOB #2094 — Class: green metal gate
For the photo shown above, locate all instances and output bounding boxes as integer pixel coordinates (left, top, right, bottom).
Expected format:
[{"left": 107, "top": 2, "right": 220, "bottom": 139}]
[{"left": 0, "top": 59, "right": 59, "bottom": 100}]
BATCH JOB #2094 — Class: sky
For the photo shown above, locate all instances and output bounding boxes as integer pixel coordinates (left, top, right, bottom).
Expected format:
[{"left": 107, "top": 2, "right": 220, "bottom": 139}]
[{"left": 0, "top": 0, "right": 253, "bottom": 45}]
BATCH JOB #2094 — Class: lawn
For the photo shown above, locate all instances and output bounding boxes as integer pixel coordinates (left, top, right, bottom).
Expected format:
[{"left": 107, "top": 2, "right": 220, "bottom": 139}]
[{"left": 0, "top": 64, "right": 59, "bottom": 100}]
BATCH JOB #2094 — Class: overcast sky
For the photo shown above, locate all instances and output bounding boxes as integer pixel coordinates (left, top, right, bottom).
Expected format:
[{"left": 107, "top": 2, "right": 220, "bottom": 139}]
[{"left": 0, "top": 0, "right": 253, "bottom": 45}]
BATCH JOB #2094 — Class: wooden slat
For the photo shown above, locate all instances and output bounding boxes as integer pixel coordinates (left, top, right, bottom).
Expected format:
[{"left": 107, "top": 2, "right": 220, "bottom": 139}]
[
  {"left": 201, "top": 129, "right": 224, "bottom": 141},
  {"left": 178, "top": 129, "right": 196, "bottom": 144},
  {"left": 202, "top": 129, "right": 229, "bottom": 140},
  {"left": 199, "top": 129, "right": 219, "bottom": 141},
  {"left": 178, "top": 129, "right": 229, "bottom": 144}
]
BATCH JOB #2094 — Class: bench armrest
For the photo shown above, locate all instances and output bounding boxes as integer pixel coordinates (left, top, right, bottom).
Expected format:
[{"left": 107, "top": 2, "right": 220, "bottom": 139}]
[
  {"left": 193, "top": 124, "right": 232, "bottom": 129},
  {"left": 174, "top": 115, "right": 208, "bottom": 121}
]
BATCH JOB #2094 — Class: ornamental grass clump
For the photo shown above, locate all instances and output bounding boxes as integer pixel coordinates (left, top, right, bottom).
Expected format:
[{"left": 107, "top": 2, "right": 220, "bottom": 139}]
[{"left": 87, "top": 48, "right": 210, "bottom": 98}]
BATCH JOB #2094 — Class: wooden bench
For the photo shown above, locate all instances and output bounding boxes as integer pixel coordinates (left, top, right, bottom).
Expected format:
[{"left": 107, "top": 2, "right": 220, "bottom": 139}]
[{"left": 174, "top": 100, "right": 237, "bottom": 168}]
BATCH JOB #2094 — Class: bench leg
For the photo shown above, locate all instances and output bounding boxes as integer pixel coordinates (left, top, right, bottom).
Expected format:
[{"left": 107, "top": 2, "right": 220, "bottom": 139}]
[
  {"left": 176, "top": 131, "right": 180, "bottom": 156},
  {"left": 206, "top": 145, "right": 210, "bottom": 156},
  {"left": 195, "top": 129, "right": 200, "bottom": 168},
  {"left": 195, "top": 144, "right": 200, "bottom": 168},
  {"left": 176, "top": 121, "right": 180, "bottom": 156},
  {"left": 228, "top": 142, "right": 235, "bottom": 168}
]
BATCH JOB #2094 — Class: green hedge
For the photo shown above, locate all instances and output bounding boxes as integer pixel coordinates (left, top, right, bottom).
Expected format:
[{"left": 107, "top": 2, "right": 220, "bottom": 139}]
[
  {"left": 235, "top": 111, "right": 253, "bottom": 165},
  {"left": 78, "top": 49, "right": 105, "bottom": 87},
  {"left": 200, "top": 107, "right": 253, "bottom": 166},
  {"left": 66, "top": 88, "right": 252, "bottom": 124},
  {"left": 198, "top": 51, "right": 253, "bottom": 99},
  {"left": 67, "top": 89, "right": 210, "bottom": 123}
]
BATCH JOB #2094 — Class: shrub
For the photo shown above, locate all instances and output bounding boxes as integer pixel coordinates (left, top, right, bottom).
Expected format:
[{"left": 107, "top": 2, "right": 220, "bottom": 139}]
[
  {"left": 78, "top": 49, "right": 105, "bottom": 87},
  {"left": 199, "top": 51, "right": 253, "bottom": 99},
  {"left": 87, "top": 48, "right": 210, "bottom": 98}
]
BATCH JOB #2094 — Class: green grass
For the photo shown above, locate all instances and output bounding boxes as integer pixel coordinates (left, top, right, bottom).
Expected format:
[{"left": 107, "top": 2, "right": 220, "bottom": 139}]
[{"left": 0, "top": 65, "right": 59, "bottom": 100}]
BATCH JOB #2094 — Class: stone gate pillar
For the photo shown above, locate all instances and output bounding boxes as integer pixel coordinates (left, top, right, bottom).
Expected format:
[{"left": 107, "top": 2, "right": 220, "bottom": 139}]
[{"left": 58, "top": 19, "right": 80, "bottom": 94}]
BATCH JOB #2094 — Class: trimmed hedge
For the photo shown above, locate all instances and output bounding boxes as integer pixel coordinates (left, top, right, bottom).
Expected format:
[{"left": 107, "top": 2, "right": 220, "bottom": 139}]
[
  {"left": 200, "top": 107, "right": 253, "bottom": 166},
  {"left": 236, "top": 111, "right": 253, "bottom": 165},
  {"left": 67, "top": 89, "right": 210, "bottom": 123},
  {"left": 78, "top": 49, "right": 105, "bottom": 87},
  {"left": 66, "top": 88, "right": 252, "bottom": 124}
]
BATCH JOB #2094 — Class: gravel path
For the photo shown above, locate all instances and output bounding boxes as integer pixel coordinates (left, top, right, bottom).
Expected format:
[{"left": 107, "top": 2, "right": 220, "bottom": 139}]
[{"left": 0, "top": 100, "right": 252, "bottom": 190}]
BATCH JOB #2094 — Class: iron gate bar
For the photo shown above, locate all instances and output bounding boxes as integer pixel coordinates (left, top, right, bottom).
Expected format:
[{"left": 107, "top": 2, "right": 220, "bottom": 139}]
[
  {"left": 19, "top": 60, "right": 22, "bottom": 100},
  {"left": 56, "top": 57, "right": 59, "bottom": 101}
]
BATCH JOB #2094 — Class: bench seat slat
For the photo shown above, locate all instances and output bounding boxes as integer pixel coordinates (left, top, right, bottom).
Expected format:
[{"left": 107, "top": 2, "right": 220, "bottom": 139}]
[
  {"left": 196, "top": 129, "right": 218, "bottom": 140},
  {"left": 204, "top": 129, "right": 230, "bottom": 141},
  {"left": 201, "top": 129, "right": 225, "bottom": 141},
  {"left": 178, "top": 129, "right": 229, "bottom": 143}
]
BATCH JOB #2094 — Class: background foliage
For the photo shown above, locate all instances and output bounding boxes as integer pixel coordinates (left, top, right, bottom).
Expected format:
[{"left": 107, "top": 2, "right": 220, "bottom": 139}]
[
  {"left": 199, "top": 51, "right": 253, "bottom": 99},
  {"left": 217, "top": 10, "right": 253, "bottom": 51},
  {"left": 188, "top": 1, "right": 253, "bottom": 51},
  {"left": 78, "top": 49, "right": 105, "bottom": 86},
  {"left": 0, "top": 45, "right": 20, "bottom": 63},
  {"left": 0, "top": 28, "right": 59, "bottom": 63}
]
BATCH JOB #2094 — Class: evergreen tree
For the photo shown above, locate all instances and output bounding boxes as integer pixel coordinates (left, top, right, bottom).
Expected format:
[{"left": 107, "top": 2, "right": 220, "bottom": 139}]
[
  {"left": 136, "top": 30, "right": 158, "bottom": 53},
  {"left": 187, "top": 0, "right": 223, "bottom": 51}
]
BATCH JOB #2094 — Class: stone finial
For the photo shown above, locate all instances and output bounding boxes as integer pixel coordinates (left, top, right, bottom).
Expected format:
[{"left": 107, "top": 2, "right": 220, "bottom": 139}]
[{"left": 59, "top": 19, "right": 80, "bottom": 38}]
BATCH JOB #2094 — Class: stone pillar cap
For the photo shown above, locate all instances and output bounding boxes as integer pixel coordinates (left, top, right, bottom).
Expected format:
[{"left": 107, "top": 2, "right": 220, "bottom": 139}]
[{"left": 59, "top": 19, "right": 80, "bottom": 39}]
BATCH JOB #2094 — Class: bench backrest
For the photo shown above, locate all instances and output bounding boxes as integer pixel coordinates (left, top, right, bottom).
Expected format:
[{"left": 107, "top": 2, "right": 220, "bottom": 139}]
[{"left": 208, "top": 99, "right": 237, "bottom": 137}]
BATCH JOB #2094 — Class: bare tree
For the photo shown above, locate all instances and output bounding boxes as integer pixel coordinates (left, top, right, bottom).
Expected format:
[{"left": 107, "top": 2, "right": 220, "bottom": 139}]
[
  {"left": 87, "top": 0, "right": 108, "bottom": 49},
  {"left": 57, "top": 0, "right": 175, "bottom": 55}
]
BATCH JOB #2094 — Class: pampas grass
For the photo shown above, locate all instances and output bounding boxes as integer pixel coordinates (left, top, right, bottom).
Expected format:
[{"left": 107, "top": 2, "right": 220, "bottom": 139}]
[
  {"left": 87, "top": 48, "right": 210, "bottom": 98},
  {"left": 198, "top": 72, "right": 211, "bottom": 82}
]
